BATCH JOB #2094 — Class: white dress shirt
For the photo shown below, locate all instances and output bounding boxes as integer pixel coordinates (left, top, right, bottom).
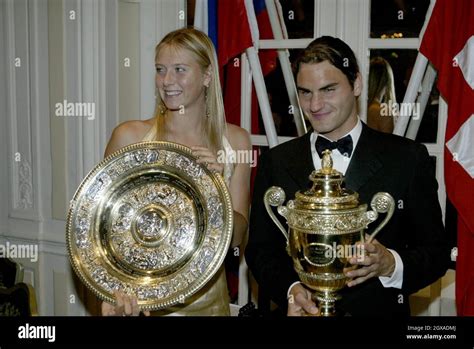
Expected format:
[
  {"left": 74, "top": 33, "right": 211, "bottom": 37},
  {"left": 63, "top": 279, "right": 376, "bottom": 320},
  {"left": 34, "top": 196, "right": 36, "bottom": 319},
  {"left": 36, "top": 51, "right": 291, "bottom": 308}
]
[
  {"left": 310, "top": 118, "right": 362, "bottom": 175},
  {"left": 288, "top": 118, "right": 403, "bottom": 299}
]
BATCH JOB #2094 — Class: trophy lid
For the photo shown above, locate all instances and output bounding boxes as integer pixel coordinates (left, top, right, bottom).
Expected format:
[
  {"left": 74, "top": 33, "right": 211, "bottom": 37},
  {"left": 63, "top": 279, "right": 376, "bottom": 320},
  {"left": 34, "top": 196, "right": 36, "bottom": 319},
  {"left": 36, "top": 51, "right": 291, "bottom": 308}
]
[{"left": 294, "top": 149, "right": 359, "bottom": 210}]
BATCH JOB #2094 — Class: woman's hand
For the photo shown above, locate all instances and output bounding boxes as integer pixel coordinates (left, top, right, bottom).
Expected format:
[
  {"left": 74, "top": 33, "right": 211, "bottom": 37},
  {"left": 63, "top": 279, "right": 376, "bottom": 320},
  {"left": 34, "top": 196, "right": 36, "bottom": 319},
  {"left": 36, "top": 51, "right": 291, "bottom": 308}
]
[
  {"left": 101, "top": 291, "right": 150, "bottom": 316},
  {"left": 192, "top": 146, "right": 224, "bottom": 175}
]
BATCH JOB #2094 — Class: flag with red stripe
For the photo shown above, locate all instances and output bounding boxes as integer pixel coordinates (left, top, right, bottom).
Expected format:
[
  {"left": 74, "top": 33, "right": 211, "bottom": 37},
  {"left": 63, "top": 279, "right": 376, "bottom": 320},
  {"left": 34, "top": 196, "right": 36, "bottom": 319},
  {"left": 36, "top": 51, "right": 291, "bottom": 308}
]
[{"left": 420, "top": 0, "right": 474, "bottom": 316}]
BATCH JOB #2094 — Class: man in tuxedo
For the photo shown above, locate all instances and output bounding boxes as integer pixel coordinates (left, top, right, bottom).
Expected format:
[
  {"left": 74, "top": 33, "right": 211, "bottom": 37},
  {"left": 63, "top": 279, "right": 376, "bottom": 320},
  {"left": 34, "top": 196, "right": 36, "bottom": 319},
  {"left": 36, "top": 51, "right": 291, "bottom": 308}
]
[{"left": 245, "top": 36, "right": 451, "bottom": 316}]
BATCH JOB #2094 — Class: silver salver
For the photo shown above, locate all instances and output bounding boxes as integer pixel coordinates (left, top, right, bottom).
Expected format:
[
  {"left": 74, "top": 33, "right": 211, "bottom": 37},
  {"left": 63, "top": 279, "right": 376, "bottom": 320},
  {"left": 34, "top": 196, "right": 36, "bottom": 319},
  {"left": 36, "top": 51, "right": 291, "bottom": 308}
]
[{"left": 66, "top": 141, "right": 233, "bottom": 311}]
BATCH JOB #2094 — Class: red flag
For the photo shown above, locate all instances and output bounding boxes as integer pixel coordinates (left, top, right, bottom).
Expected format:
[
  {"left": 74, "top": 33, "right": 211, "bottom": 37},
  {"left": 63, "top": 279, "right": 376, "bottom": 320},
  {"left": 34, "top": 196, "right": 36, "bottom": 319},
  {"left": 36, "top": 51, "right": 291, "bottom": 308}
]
[
  {"left": 420, "top": 0, "right": 474, "bottom": 316},
  {"left": 217, "top": 1, "right": 252, "bottom": 69},
  {"left": 217, "top": 0, "right": 277, "bottom": 134}
]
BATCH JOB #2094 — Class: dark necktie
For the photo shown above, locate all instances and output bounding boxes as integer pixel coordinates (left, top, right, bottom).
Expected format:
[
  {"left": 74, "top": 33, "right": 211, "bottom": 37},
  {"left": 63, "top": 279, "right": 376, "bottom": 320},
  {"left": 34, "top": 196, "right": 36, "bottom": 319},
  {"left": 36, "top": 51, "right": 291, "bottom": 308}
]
[{"left": 315, "top": 134, "right": 353, "bottom": 158}]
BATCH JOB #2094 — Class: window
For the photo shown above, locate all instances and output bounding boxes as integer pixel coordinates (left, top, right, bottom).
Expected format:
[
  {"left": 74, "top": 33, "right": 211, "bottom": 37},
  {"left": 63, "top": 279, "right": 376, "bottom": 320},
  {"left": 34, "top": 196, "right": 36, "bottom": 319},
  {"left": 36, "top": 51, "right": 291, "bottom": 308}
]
[
  {"left": 368, "top": 49, "right": 439, "bottom": 142},
  {"left": 370, "top": 0, "right": 430, "bottom": 38}
]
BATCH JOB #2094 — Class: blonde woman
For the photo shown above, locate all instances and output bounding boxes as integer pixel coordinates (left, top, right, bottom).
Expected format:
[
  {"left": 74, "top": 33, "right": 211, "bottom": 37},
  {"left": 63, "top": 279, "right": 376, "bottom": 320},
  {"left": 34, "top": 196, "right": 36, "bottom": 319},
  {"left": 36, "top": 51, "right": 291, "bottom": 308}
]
[
  {"left": 101, "top": 28, "right": 251, "bottom": 316},
  {"left": 367, "top": 57, "right": 397, "bottom": 133}
]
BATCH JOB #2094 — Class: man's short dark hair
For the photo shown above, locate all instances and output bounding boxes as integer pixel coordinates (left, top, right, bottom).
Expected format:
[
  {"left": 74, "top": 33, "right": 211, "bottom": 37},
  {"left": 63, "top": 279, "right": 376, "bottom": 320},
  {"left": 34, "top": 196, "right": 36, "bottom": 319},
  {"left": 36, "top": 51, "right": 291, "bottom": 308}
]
[{"left": 294, "top": 36, "right": 360, "bottom": 88}]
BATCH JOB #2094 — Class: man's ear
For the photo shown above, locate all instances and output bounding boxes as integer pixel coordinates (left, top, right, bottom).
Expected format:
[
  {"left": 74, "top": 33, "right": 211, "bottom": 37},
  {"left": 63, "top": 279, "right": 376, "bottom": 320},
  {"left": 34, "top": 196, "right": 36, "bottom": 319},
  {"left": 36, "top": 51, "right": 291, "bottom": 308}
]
[
  {"left": 353, "top": 72, "right": 362, "bottom": 97},
  {"left": 203, "top": 65, "right": 212, "bottom": 88}
]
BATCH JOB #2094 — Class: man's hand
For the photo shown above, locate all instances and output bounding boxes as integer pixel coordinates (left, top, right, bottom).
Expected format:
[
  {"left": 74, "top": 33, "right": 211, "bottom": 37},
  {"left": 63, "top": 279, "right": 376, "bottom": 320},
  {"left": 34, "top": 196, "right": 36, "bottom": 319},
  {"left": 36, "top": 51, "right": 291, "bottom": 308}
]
[
  {"left": 344, "top": 238, "right": 395, "bottom": 287},
  {"left": 287, "top": 283, "right": 319, "bottom": 316}
]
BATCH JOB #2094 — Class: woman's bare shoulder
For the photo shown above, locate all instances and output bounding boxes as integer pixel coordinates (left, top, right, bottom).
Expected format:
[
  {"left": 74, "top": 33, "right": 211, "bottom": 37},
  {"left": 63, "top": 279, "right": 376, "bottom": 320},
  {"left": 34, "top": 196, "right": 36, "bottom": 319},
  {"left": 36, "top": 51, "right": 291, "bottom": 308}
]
[
  {"left": 112, "top": 119, "right": 154, "bottom": 138},
  {"left": 225, "top": 123, "right": 252, "bottom": 151},
  {"left": 368, "top": 102, "right": 382, "bottom": 114},
  {"left": 104, "top": 118, "right": 155, "bottom": 157}
]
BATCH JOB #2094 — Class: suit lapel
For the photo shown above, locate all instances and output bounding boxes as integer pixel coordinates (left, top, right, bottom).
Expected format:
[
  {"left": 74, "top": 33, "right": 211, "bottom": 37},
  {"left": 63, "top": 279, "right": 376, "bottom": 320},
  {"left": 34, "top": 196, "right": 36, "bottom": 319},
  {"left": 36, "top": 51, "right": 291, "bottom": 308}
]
[
  {"left": 284, "top": 132, "right": 315, "bottom": 190},
  {"left": 345, "top": 124, "right": 383, "bottom": 192}
]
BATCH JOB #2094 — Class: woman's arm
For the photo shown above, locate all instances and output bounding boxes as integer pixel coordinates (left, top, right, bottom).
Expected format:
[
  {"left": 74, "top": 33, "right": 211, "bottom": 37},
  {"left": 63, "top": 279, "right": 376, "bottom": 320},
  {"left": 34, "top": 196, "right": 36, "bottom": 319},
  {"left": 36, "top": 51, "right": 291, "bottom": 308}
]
[{"left": 227, "top": 125, "right": 252, "bottom": 248}]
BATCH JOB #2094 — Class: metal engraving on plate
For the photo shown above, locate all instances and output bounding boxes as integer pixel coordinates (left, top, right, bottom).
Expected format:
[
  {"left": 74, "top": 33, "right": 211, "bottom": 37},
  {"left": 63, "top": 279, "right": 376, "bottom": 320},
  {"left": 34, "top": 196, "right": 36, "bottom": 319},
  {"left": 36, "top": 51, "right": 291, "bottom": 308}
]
[{"left": 66, "top": 141, "right": 233, "bottom": 311}]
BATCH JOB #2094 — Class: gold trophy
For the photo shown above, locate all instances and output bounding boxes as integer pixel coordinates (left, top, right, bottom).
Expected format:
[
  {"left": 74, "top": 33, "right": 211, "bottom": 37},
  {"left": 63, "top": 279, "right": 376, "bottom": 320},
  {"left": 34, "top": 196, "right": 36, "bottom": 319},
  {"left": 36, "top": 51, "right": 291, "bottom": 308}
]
[{"left": 264, "top": 150, "right": 395, "bottom": 316}]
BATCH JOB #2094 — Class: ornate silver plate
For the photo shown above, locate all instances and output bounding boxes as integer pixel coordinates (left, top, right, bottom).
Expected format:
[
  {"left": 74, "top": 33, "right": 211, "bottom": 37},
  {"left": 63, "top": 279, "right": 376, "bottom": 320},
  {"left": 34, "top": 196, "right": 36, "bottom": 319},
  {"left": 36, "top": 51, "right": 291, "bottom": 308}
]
[{"left": 66, "top": 141, "right": 233, "bottom": 311}]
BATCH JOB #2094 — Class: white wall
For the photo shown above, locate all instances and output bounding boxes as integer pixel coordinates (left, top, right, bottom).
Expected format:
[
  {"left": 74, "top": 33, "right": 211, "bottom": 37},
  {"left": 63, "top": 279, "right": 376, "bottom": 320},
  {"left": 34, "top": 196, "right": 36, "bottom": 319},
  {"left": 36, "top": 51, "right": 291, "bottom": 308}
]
[{"left": 0, "top": 0, "right": 184, "bottom": 315}]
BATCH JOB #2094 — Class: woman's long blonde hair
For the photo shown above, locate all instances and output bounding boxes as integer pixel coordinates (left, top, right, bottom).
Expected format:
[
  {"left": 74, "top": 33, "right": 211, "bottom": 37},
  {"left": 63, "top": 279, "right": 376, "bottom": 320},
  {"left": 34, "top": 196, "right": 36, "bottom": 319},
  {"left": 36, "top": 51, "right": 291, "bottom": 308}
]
[
  {"left": 154, "top": 27, "right": 226, "bottom": 153},
  {"left": 367, "top": 57, "right": 396, "bottom": 106}
]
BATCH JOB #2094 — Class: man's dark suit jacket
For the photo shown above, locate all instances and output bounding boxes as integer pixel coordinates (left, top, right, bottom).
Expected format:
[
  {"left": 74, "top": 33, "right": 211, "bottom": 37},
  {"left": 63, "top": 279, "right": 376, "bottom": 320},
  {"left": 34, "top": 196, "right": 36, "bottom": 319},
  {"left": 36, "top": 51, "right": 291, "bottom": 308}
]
[{"left": 245, "top": 124, "right": 451, "bottom": 316}]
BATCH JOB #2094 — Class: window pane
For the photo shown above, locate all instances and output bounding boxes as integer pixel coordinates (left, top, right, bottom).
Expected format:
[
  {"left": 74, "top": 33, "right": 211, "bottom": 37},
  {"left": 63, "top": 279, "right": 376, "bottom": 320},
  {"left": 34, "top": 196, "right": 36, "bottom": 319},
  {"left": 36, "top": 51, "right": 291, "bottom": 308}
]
[
  {"left": 370, "top": 0, "right": 430, "bottom": 38},
  {"left": 277, "top": 0, "right": 314, "bottom": 39},
  {"left": 256, "top": 49, "right": 306, "bottom": 137},
  {"left": 187, "top": 0, "right": 315, "bottom": 39},
  {"left": 368, "top": 49, "right": 439, "bottom": 142},
  {"left": 370, "top": 49, "right": 416, "bottom": 104},
  {"left": 414, "top": 77, "right": 439, "bottom": 144}
]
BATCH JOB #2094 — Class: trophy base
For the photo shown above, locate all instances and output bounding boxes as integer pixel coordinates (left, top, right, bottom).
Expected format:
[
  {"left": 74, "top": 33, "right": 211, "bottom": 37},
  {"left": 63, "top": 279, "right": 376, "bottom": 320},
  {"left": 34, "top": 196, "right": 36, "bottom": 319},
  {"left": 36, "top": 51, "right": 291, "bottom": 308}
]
[{"left": 313, "top": 291, "right": 341, "bottom": 317}]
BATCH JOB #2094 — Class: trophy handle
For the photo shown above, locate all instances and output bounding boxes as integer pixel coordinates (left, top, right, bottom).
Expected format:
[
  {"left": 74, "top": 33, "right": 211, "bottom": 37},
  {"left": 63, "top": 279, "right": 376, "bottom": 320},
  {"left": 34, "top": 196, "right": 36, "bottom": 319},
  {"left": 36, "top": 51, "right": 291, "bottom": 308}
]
[
  {"left": 365, "top": 192, "right": 395, "bottom": 244},
  {"left": 264, "top": 186, "right": 289, "bottom": 242}
]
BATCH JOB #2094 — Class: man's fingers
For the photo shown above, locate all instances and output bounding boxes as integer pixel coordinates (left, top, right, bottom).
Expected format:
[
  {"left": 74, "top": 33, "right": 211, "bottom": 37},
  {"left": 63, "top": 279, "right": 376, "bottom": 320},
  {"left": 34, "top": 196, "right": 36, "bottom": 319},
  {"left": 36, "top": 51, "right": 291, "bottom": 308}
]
[
  {"left": 346, "top": 264, "right": 378, "bottom": 286},
  {"left": 347, "top": 271, "right": 377, "bottom": 287},
  {"left": 287, "top": 301, "right": 303, "bottom": 316},
  {"left": 294, "top": 293, "right": 318, "bottom": 315},
  {"left": 350, "top": 254, "right": 374, "bottom": 266},
  {"left": 364, "top": 242, "right": 378, "bottom": 253},
  {"left": 346, "top": 263, "right": 378, "bottom": 278},
  {"left": 287, "top": 283, "right": 319, "bottom": 316},
  {"left": 346, "top": 238, "right": 393, "bottom": 286}
]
